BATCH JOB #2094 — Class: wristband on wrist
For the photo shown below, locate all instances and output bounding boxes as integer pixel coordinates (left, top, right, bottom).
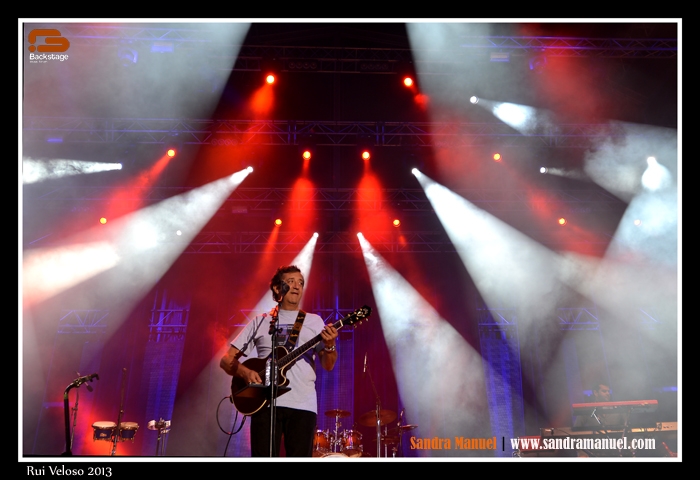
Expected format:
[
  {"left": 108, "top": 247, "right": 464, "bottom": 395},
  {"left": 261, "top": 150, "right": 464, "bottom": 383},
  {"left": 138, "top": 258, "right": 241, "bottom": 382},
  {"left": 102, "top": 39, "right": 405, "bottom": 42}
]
[{"left": 324, "top": 344, "right": 336, "bottom": 352}]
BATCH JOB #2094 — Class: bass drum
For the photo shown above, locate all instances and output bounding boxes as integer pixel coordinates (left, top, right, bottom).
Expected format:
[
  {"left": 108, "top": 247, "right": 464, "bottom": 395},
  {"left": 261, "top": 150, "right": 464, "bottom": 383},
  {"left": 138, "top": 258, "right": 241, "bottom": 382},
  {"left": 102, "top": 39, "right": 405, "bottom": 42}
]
[{"left": 321, "top": 452, "right": 348, "bottom": 459}]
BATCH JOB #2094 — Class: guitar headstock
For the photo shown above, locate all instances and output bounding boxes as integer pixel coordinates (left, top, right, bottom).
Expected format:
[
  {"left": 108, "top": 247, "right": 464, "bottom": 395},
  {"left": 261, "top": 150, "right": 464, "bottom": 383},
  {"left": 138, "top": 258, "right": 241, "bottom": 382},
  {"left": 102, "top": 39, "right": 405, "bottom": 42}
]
[{"left": 346, "top": 305, "right": 371, "bottom": 328}]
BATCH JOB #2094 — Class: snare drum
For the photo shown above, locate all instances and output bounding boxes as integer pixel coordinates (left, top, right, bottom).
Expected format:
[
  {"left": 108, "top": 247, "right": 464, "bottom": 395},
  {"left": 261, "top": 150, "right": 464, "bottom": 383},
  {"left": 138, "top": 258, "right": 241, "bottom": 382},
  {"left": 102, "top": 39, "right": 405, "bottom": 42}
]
[
  {"left": 341, "top": 429, "right": 363, "bottom": 457},
  {"left": 312, "top": 429, "right": 330, "bottom": 457},
  {"left": 119, "top": 422, "right": 139, "bottom": 441},
  {"left": 92, "top": 421, "right": 116, "bottom": 441}
]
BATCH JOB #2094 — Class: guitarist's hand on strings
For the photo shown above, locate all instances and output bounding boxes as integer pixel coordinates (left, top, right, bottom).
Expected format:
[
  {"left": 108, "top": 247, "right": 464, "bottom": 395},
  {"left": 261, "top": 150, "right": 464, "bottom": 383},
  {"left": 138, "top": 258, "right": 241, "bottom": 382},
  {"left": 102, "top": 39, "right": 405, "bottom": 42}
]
[{"left": 238, "top": 363, "right": 263, "bottom": 385}]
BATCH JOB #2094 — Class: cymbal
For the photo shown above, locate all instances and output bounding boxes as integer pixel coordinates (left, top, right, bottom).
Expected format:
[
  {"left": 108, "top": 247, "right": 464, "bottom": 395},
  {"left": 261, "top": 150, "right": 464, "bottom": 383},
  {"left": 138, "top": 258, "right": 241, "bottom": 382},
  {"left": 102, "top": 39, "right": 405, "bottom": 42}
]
[
  {"left": 387, "top": 424, "right": 418, "bottom": 435},
  {"left": 325, "top": 409, "right": 351, "bottom": 418},
  {"left": 358, "top": 409, "right": 397, "bottom": 427}
]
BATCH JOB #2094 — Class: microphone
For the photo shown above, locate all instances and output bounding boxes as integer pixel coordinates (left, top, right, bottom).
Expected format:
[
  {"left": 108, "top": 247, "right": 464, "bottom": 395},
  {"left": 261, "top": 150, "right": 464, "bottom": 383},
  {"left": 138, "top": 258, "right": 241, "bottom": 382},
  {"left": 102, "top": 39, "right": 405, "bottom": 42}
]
[
  {"left": 85, "top": 373, "right": 99, "bottom": 391},
  {"left": 74, "top": 373, "right": 99, "bottom": 391},
  {"left": 280, "top": 282, "right": 290, "bottom": 296},
  {"left": 275, "top": 282, "right": 290, "bottom": 302}
]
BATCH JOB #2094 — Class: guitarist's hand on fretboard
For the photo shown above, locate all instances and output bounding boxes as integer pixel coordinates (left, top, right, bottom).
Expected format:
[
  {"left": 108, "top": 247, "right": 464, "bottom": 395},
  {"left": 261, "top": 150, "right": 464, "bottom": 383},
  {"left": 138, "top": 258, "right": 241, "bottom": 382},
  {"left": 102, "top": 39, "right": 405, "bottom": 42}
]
[{"left": 320, "top": 324, "right": 339, "bottom": 349}]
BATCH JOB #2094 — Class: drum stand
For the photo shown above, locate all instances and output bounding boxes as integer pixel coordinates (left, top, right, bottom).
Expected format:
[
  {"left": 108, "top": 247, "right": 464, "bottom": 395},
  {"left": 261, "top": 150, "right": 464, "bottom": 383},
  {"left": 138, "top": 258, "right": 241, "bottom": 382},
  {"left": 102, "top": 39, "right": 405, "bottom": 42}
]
[
  {"left": 147, "top": 418, "right": 171, "bottom": 456},
  {"left": 325, "top": 409, "right": 350, "bottom": 454}
]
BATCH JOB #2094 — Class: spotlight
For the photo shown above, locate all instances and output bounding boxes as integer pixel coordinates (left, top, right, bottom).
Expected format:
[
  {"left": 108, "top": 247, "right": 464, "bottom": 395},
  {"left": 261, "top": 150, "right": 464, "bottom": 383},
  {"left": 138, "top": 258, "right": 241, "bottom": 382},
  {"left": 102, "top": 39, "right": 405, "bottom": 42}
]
[
  {"left": 492, "top": 153, "right": 502, "bottom": 162},
  {"left": 117, "top": 47, "right": 138, "bottom": 67},
  {"left": 411, "top": 168, "right": 420, "bottom": 177},
  {"left": 246, "top": 166, "right": 253, "bottom": 173},
  {"left": 470, "top": 96, "right": 479, "bottom": 104},
  {"left": 529, "top": 54, "right": 547, "bottom": 73},
  {"left": 634, "top": 219, "right": 642, "bottom": 226},
  {"left": 392, "top": 219, "right": 401, "bottom": 227},
  {"left": 558, "top": 217, "right": 567, "bottom": 226},
  {"left": 274, "top": 218, "right": 282, "bottom": 227},
  {"left": 166, "top": 136, "right": 183, "bottom": 158},
  {"left": 261, "top": 57, "right": 283, "bottom": 85},
  {"left": 397, "top": 61, "right": 417, "bottom": 90},
  {"left": 540, "top": 167, "right": 547, "bottom": 174},
  {"left": 357, "top": 134, "right": 374, "bottom": 161},
  {"left": 490, "top": 52, "right": 510, "bottom": 63},
  {"left": 99, "top": 217, "right": 107, "bottom": 225},
  {"left": 298, "top": 134, "right": 316, "bottom": 161}
]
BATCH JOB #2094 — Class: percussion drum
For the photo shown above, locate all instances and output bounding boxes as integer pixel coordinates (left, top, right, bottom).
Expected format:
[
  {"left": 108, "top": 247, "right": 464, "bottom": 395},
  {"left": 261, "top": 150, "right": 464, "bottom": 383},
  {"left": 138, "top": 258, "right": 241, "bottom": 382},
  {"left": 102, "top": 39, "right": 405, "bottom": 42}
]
[
  {"left": 92, "top": 421, "right": 116, "bottom": 441},
  {"left": 119, "top": 422, "right": 139, "bottom": 441},
  {"left": 341, "top": 429, "right": 363, "bottom": 457},
  {"left": 312, "top": 429, "right": 330, "bottom": 457},
  {"left": 321, "top": 452, "right": 348, "bottom": 458}
]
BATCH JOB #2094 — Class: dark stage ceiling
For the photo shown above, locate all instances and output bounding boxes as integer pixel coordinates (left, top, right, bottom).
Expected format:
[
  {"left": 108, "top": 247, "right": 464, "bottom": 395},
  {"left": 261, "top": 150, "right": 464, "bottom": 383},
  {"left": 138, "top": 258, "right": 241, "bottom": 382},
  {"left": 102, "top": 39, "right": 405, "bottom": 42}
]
[{"left": 21, "top": 20, "right": 680, "bottom": 250}]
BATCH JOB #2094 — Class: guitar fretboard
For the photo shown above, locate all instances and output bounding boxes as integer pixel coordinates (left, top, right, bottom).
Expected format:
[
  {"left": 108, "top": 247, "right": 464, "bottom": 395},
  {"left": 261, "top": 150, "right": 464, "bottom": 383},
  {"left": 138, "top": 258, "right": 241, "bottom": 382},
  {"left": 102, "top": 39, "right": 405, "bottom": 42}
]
[{"left": 280, "top": 317, "right": 348, "bottom": 366}]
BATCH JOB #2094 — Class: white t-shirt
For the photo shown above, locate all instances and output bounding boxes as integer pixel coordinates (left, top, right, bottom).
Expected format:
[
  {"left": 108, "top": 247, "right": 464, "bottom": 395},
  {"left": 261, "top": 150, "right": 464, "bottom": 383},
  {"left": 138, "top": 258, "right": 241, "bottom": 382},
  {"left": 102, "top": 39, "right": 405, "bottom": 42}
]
[{"left": 232, "top": 309, "right": 326, "bottom": 414}]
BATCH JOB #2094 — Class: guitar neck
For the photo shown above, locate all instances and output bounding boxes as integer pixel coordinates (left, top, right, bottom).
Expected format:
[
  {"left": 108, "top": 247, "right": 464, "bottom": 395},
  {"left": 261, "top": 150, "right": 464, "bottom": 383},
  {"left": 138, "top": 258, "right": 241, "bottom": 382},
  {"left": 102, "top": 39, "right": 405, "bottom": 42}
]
[{"left": 278, "top": 317, "right": 346, "bottom": 368}]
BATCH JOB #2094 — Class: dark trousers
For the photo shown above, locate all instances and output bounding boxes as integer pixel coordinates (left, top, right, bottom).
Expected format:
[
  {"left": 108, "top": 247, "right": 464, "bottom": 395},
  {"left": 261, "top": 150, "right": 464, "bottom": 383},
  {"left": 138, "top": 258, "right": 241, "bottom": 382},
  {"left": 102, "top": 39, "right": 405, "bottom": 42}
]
[{"left": 250, "top": 406, "right": 317, "bottom": 457}]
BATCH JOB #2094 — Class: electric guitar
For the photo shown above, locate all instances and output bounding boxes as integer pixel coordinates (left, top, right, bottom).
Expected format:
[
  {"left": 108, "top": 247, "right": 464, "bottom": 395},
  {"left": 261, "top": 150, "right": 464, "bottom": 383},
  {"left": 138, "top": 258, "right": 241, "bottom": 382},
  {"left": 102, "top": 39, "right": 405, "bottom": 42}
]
[{"left": 230, "top": 305, "right": 371, "bottom": 415}]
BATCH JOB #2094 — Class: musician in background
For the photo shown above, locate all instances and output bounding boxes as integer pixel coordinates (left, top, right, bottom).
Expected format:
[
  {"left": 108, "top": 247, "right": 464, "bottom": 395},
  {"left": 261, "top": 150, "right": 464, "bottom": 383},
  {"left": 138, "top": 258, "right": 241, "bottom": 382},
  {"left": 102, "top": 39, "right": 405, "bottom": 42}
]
[
  {"left": 220, "top": 265, "right": 338, "bottom": 457},
  {"left": 574, "top": 380, "right": 624, "bottom": 428}
]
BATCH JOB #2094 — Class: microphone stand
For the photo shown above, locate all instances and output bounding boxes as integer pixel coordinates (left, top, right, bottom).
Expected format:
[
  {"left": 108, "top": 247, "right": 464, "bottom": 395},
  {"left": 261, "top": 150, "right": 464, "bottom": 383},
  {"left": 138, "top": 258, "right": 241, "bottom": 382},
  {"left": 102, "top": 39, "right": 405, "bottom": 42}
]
[
  {"left": 70, "top": 387, "right": 79, "bottom": 452},
  {"left": 268, "top": 304, "right": 281, "bottom": 457},
  {"left": 364, "top": 354, "right": 382, "bottom": 458},
  {"left": 111, "top": 368, "right": 127, "bottom": 456},
  {"left": 265, "top": 282, "right": 290, "bottom": 457},
  {"left": 62, "top": 373, "right": 99, "bottom": 456}
]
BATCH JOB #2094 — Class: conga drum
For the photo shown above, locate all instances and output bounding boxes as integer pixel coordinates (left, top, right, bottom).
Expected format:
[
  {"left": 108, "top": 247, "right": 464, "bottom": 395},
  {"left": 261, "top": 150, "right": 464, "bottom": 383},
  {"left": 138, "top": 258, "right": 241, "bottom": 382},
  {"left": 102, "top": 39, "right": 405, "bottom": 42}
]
[
  {"left": 92, "top": 421, "right": 116, "bottom": 441},
  {"left": 119, "top": 422, "right": 139, "bottom": 441}
]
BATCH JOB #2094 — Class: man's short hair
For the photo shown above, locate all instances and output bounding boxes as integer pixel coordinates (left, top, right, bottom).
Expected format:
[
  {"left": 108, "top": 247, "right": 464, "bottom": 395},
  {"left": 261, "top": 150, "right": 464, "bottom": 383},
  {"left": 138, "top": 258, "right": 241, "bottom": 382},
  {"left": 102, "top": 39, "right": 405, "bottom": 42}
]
[
  {"left": 591, "top": 380, "right": 609, "bottom": 393},
  {"left": 270, "top": 265, "right": 302, "bottom": 300}
]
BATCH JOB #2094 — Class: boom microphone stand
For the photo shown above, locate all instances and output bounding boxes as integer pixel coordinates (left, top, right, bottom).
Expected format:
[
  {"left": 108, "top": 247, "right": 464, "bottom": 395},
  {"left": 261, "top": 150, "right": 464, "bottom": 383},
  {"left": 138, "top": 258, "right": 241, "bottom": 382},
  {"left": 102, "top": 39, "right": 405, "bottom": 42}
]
[{"left": 62, "top": 372, "right": 99, "bottom": 456}]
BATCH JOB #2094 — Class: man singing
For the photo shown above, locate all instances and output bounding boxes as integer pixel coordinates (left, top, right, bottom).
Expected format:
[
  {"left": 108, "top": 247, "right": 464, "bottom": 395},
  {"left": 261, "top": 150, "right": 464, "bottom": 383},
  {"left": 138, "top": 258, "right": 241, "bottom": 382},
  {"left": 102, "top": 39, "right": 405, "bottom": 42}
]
[{"left": 220, "top": 265, "right": 338, "bottom": 457}]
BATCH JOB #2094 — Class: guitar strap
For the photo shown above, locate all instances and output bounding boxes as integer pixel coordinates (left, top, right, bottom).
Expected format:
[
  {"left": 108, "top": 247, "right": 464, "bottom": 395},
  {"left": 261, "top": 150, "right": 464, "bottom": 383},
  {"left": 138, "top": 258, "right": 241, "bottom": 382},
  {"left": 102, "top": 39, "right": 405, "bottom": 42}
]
[{"left": 285, "top": 310, "right": 306, "bottom": 350}]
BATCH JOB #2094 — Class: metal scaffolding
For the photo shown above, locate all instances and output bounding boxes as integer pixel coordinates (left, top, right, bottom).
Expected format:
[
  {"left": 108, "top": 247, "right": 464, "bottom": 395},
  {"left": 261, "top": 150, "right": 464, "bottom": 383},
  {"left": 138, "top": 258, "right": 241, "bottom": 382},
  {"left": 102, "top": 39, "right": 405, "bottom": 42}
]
[{"left": 23, "top": 117, "right": 647, "bottom": 148}]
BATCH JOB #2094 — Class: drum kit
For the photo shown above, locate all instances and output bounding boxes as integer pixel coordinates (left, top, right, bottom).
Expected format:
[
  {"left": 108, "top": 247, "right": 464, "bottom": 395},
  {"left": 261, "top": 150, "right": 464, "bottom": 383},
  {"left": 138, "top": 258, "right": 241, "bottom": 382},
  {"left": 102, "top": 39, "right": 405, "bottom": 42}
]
[
  {"left": 314, "top": 408, "right": 418, "bottom": 458},
  {"left": 313, "top": 409, "right": 364, "bottom": 458}
]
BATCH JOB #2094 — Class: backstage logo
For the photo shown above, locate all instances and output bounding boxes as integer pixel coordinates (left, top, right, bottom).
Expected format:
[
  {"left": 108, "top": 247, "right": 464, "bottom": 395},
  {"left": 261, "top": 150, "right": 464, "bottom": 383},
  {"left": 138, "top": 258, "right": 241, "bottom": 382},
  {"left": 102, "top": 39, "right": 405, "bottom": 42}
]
[{"left": 27, "top": 28, "right": 70, "bottom": 63}]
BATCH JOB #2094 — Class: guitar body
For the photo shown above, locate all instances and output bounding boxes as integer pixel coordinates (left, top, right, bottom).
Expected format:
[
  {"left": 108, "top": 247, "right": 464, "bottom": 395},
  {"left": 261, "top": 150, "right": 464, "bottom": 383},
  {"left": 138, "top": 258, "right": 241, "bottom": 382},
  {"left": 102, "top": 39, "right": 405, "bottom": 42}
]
[
  {"left": 229, "top": 305, "right": 371, "bottom": 416},
  {"left": 230, "top": 347, "right": 293, "bottom": 415}
]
